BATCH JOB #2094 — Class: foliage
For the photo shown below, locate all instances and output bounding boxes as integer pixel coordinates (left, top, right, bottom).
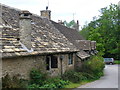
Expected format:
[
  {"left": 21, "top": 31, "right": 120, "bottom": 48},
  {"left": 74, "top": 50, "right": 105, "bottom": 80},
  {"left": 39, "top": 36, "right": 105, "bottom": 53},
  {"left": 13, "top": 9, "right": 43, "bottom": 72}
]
[
  {"left": 62, "top": 55, "right": 104, "bottom": 82},
  {"left": 29, "top": 68, "right": 47, "bottom": 86},
  {"left": 64, "top": 20, "right": 77, "bottom": 28},
  {"left": 28, "top": 78, "right": 69, "bottom": 89},
  {"left": 43, "top": 77, "right": 69, "bottom": 88},
  {"left": 28, "top": 84, "right": 40, "bottom": 89},
  {"left": 62, "top": 70, "right": 83, "bottom": 83},
  {"left": 28, "top": 69, "right": 69, "bottom": 89},
  {"left": 80, "top": 4, "right": 120, "bottom": 59},
  {"left": 80, "top": 55, "right": 105, "bottom": 78},
  {"left": 64, "top": 80, "right": 94, "bottom": 88},
  {"left": 39, "top": 78, "right": 69, "bottom": 88},
  {"left": 114, "top": 60, "right": 120, "bottom": 64},
  {"left": 2, "top": 74, "right": 28, "bottom": 88}
]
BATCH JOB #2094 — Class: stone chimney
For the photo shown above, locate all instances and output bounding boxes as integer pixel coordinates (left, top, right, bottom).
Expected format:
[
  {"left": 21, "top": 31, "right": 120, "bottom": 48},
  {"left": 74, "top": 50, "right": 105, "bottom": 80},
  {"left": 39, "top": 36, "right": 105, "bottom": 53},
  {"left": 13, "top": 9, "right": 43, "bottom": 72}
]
[
  {"left": 76, "top": 20, "right": 79, "bottom": 31},
  {"left": 40, "top": 7, "right": 51, "bottom": 20},
  {"left": 58, "top": 20, "right": 64, "bottom": 25},
  {"left": 19, "top": 10, "right": 32, "bottom": 50}
]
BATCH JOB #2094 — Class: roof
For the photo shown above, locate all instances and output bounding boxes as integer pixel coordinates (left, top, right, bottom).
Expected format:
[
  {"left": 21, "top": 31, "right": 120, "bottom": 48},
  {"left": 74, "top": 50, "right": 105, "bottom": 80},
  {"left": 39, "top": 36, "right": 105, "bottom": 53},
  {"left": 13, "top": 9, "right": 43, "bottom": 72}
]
[
  {"left": 51, "top": 21, "right": 90, "bottom": 59},
  {"left": 76, "top": 51, "right": 90, "bottom": 59},
  {"left": 76, "top": 40, "right": 91, "bottom": 51},
  {"left": 1, "top": 4, "right": 78, "bottom": 58},
  {"left": 51, "top": 21, "right": 85, "bottom": 49}
]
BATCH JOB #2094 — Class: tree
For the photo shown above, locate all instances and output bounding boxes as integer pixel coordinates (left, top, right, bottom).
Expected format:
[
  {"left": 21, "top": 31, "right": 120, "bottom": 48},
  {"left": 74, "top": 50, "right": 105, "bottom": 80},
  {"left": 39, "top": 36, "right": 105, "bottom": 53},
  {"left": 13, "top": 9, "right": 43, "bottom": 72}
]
[{"left": 80, "top": 4, "right": 120, "bottom": 59}]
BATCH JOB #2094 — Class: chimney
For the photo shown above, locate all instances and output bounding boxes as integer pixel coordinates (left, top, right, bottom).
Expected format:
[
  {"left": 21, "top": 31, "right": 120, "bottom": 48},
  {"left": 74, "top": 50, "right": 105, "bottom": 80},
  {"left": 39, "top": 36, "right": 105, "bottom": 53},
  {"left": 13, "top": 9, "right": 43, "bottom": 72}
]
[
  {"left": 40, "top": 6, "right": 51, "bottom": 20},
  {"left": 58, "top": 20, "right": 64, "bottom": 25},
  {"left": 76, "top": 20, "right": 79, "bottom": 31},
  {"left": 19, "top": 10, "right": 32, "bottom": 50}
]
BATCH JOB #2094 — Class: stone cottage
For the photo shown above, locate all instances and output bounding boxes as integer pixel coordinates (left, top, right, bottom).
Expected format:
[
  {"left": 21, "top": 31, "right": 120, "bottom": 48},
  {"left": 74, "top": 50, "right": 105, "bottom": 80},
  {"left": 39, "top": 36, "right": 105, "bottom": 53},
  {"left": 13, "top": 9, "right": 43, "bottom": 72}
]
[
  {"left": 40, "top": 9, "right": 97, "bottom": 68},
  {"left": 40, "top": 6, "right": 97, "bottom": 60},
  {"left": 0, "top": 4, "right": 80, "bottom": 79},
  {"left": 50, "top": 21, "right": 91, "bottom": 69}
]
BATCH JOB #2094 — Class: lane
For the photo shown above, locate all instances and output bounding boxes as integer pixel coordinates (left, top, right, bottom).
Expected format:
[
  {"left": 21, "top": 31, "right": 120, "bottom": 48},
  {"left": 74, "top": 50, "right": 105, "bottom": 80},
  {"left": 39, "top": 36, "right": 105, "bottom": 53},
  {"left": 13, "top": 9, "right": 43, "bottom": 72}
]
[{"left": 77, "top": 65, "right": 118, "bottom": 88}]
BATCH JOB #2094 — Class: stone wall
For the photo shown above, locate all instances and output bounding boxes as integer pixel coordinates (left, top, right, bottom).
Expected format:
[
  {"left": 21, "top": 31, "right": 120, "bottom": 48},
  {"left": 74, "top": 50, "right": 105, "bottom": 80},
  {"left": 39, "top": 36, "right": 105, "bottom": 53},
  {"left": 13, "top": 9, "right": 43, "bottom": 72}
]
[
  {"left": 74, "top": 55, "right": 82, "bottom": 70},
  {"left": 2, "top": 53, "right": 76, "bottom": 79},
  {"left": 2, "top": 55, "right": 46, "bottom": 79}
]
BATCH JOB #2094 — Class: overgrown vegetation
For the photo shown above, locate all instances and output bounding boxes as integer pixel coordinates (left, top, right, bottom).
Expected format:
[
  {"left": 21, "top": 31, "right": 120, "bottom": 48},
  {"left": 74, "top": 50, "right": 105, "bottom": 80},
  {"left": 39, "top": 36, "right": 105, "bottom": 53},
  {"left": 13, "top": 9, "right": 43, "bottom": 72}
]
[
  {"left": 80, "top": 4, "right": 120, "bottom": 60},
  {"left": 2, "top": 55, "right": 104, "bottom": 89},
  {"left": 79, "top": 55, "right": 105, "bottom": 78},
  {"left": 28, "top": 69, "right": 69, "bottom": 89},
  {"left": 63, "top": 55, "right": 104, "bottom": 83},
  {"left": 2, "top": 74, "right": 28, "bottom": 88}
]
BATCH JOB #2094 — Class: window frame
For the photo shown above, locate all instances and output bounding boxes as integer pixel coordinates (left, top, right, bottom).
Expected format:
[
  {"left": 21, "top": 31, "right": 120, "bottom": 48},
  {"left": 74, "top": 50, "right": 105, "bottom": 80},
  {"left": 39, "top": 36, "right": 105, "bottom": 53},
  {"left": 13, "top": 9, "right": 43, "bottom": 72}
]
[
  {"left": 46, "top": 55, "right": 58, "bottom": 70},
  {"left": 68, "top": 53, "right": 73, "bottom": 65},
  {"left": 51, "top": 55, "right": 58, "bottom": 68}
]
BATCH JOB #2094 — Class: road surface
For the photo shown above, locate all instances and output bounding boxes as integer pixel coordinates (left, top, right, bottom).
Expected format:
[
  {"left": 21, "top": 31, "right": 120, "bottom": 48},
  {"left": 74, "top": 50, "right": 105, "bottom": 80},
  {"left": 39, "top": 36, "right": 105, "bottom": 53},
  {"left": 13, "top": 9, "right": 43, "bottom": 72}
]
[{"left": 77, "top": 65, "right": 119, "bottom": 88}]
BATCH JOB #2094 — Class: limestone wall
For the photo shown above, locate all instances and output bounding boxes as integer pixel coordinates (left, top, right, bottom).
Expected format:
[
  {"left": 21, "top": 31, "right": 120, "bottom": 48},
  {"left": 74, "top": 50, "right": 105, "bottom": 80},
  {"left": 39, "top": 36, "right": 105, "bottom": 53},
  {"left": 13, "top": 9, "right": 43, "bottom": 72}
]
[
  {"left": 2, "top": 53, "right": 76, "bottom": 79},
  {"left": 2, "top": 55, "right": 46, "bottom": 79}
]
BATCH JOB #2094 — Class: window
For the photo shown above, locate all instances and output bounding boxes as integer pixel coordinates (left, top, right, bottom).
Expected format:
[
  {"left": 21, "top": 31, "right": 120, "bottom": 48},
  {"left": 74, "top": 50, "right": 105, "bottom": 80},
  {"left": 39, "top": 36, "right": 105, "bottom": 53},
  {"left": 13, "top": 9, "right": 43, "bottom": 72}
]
[
  {"left": 46, "top": 55, "right": 58, "bottom": 70},
  {"left": 46, "top": 56, "right": 50, "bottom": 70},
  {"left": 24, "top": 14, "right": 29, "bottom": 16},
  {"left": 68, "top": 54, "right": 73, "bottom": 65},
  {"left": 51, "top": 55, "right": 58, "bottom": 68}
]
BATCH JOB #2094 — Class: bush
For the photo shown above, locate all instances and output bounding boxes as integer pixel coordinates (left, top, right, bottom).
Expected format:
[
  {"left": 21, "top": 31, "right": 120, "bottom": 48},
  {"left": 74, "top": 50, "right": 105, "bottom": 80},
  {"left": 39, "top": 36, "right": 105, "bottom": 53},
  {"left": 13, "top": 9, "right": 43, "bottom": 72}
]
[
  {"left": 28, "top": 69, "right": 69, "bottom": 89},
  {"left": 2, "top": 74, "right": 28, "bottom": 88},
  {"left": 81, "top": 72, "right": 95, "bottom": 80},
  {"left": 28, "top": 84, "right": 40, "bottom": 89},
  {"left": 28, "top": 78, "right": 69, "bottom": 89},
  {"left": 62, "top": 55, "right": 105, "bottom": 83},
  {"left": 62, "top": 70, "right": 88, "bottom": 83},
  {"left": 44, "top": 77, "right": 69, "bottom": 88},
  {"left": 29, "top": 68, "right": 47, "bottom": 86},
  {"left": 62, "top": 70, "right": 80, "bottom": 83},
  {"left": 79, "top": 55, "right": 105, "bottom": 78}
]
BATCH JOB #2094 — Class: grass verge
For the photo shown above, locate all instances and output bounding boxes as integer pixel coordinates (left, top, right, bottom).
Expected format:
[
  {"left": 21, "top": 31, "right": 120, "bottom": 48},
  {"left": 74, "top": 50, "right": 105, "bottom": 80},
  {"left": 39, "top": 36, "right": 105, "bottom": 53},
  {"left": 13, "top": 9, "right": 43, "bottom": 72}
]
[
  {"left": 65, "top": 80, "right": 96, "bottom": 88},
  {"left": 114, "top": 60, "right": 120, "bottom": 64}
]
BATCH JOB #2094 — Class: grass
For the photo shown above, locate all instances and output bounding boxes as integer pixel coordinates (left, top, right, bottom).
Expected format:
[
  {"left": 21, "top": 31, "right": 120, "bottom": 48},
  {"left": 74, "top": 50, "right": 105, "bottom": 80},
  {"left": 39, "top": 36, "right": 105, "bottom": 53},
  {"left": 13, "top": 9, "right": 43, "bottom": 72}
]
[
  {"left": 64, "top": 80, "right": 95, "bottom": 88},
  {"left": 114, "top": 60, "right": 120, "bottom": 64}
]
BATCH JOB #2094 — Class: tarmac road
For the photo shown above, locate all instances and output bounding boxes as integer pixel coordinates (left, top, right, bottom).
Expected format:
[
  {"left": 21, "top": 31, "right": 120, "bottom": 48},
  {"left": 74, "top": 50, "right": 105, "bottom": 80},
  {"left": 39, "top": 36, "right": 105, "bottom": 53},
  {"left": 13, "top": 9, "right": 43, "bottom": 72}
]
[{"left": 77, "top": 64, "right": 119, "bottom": 88}]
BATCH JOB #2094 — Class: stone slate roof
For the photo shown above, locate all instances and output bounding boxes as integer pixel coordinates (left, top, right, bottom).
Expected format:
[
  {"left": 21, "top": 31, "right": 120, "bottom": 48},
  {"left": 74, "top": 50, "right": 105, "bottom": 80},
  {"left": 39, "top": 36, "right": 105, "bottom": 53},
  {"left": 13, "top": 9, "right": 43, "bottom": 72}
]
[
  {"left": 51, "top": 21, "right": 85, "bottom": 49},
  {"left": 76, "top": 51, "right": 90, "bottom": 59},
  {"left": 1, "top": 4, "right": 78, "bottom": 58},
  {"left": 51, "top": 21, "right": 90, "bottom": 59},
  {"left": 76, "top": 40, "right": 91, "bottom": 51}
]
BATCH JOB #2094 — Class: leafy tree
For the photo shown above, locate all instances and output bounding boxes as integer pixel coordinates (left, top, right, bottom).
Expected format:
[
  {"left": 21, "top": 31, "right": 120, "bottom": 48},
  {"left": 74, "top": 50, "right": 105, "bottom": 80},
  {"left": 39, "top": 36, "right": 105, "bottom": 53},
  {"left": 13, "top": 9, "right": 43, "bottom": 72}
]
[{"left": 80, "top": 4, "right": 120, "bottom": 59}]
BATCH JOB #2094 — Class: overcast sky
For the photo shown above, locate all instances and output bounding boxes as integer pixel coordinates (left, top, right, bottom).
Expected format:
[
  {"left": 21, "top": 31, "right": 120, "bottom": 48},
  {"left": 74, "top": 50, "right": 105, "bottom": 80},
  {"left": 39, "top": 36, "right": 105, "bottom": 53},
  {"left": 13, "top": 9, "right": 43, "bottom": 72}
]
[{"left": 1, "top": 0, "right": 119, "bottom": 29}]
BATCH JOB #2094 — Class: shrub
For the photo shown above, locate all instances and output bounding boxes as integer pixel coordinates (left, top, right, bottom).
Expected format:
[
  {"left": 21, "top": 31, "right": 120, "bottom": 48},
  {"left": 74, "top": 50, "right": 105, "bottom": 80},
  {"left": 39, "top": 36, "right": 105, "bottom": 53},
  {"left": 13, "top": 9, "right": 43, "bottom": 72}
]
[
  {"left": 29, "top": 68, "right": 47, "bottom": 86},
  {"left": 2, "top": 74, "right": 27, "bottom": 88},
  {"left": 62, "top": 70, "right": 82, "bottom": 83},
  {"left": 28, "top": 84, "right": 40, "bottom": 89},
  {"left": 81, "top": 72, "right": 95, "bottom": 80},
  {"left": 28, "top": 78, "right": 69, "bottom": 89},
  {"left": 29, "top": 69, "right": 69, "bottom": 89},
  {"left": 79, "top": 55, "right": 105, "bottom": 79},
  {"left": 44, "top": 77, "right": 69, "bottom": 88}
]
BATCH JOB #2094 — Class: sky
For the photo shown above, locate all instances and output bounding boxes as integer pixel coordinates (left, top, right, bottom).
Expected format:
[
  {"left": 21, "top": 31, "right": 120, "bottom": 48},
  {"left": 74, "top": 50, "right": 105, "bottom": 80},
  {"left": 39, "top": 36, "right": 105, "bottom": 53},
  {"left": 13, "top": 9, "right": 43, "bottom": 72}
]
[{"left": 0, "top": 0, "right": 119, "bottom": 29}]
